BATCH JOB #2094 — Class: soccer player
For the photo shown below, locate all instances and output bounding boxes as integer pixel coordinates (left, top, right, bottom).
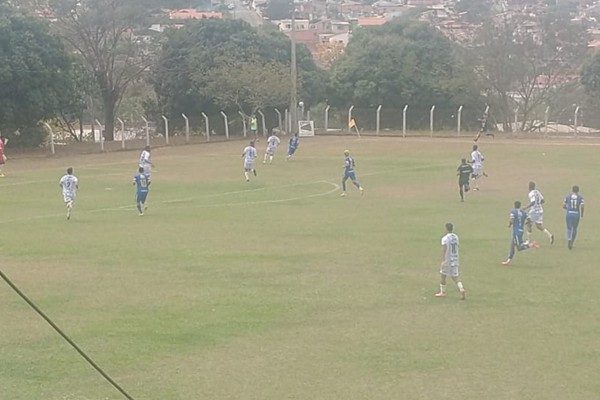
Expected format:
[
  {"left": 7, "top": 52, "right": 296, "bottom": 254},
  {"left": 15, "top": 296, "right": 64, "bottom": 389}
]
[
  {"left": 435, "top": 223, "right": 466, "bottom": 300},
  {"left": 250, "top": 115, "right": 258, "bottom": 141},
  {"left": 133, "top": 167, "right": 151, "bottom": 216},
  {"left": 473, "top": 108, "right": 493, "bottom": 142},
  {"left": 0, "top": 134, "right": 7, "bottom": 177},
  {"left": 286, "top": 133, "right": 299, "bottom": 160},
  {"left": 524, "top": 181, "right": 554, "bottom": 244},
  {"left": 469, "top": 144, "right": 488, "bottom": 190},
  {"left": 59, "top": 167, "right": 79, "bottom": 220},
  {"left": 340, "top": 149, "right": 364, "bottom": 197},
  {"left": 242, "top": 141, "right": 257, "bottom": 182},
  {"left": 456, "top": 158, "right": 473, "bottom": 202},
  {"left": 139, "top": 146, "right": 154, "bottom": 176},
  {"left": 563, "top": 185, "right": 584, "bottom": 250},
  {"left": 502, "top": 200, "right": 539, "bottom": 265},
  {"left": 263, "top": 132, "right": 281, "bottom": 164}
]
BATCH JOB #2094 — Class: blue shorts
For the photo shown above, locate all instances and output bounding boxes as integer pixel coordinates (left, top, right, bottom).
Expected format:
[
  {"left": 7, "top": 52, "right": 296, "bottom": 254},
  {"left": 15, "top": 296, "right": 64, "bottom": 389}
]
[
  {"left": 512, "top": 232, "right": 525, "bottom": 247},
  {"left": 288, "top": 147, "right": 297, "bottom": 155},
  {"left": 137, "top": 191, "right": 148, "bottom": 203},
  {"left": 344, "top": 171, "right": 356, "bottom": 180}
]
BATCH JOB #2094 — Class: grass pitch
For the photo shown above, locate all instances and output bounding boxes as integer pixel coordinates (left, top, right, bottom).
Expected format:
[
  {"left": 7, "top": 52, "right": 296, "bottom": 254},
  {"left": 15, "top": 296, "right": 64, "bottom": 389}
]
[{"left": 0, "top": 135, "right": 599, "bottom": 400}]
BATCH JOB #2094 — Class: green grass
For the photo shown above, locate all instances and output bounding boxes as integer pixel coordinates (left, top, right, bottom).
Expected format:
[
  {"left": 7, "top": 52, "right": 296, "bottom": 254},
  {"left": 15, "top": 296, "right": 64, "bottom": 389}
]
[{"left": 1, "top": 136, "right": 599, "bottom": 400}]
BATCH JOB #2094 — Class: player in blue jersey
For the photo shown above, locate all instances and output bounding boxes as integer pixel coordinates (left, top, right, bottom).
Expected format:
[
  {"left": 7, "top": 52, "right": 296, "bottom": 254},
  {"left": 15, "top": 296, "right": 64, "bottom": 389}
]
[
  {"left": 286, "top": 133, "right": 299, "bottom": 160},
  {"left": 340, "top": 149, "right": 364, "bottom": 197},
  {"left": 563, "top": 185, "right": 584, "bottom": 250},
  {"left": 133, "top": 167, "right": 151, "bottom": 216},
  {"left": 242, "top": 141, "right": 257, "bottom": 182},
  {"left": 502, "top": 200, "right": 539, "bottom": 265}
]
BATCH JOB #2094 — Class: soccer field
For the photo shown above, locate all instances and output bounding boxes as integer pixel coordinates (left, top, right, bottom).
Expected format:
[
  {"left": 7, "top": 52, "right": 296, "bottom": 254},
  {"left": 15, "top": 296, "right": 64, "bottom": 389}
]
[{"left": 1, "top": 136, "right": 599, "bottom": 400}]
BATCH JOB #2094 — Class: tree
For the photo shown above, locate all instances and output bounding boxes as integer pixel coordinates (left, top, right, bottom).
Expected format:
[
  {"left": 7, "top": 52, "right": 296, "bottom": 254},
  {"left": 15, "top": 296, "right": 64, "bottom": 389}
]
[
  {"left": 328, "top": 20, "right": 482, "bottom": 129},
  {"left": 45, "top": 0, "right": 156, "bottom": 140},
  {"left": 581, "top": 50, "right": 600, "bottom": 99},
  {"left": 0, "top": 0, "right": 77, "bottom": 144},
  {"left": 152, "top": 19, "right": 325, "bottom": 128},
  {"left": 203, "top": 58, "right": 291, "bottom": 117},
  {"left": 471, "top": 5, "right": 586, "bottom": 131}
]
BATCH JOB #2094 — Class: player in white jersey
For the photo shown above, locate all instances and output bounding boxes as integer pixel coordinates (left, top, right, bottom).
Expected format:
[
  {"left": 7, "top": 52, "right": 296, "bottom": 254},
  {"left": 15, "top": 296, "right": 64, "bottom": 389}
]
[
  {"left": 469, "top": 144, "right": 488, "bottom": 190},
  {"left": 59, "top": 167, "right": 79, "bottom": 220},
  {"left": 524, "top": 181, "right": 554, "bottom": 244},
  {"left": 263, "top": 132, "right": 281, "bottom": 164},
  {"left": 139, "top": 146, "right": 154, "bottom": 176},
  {"left": 242, "top": 141, "right": 257, "bottom": 182},
  {"left": 435, "top": 223, "right": 466, "bottom": 300}
]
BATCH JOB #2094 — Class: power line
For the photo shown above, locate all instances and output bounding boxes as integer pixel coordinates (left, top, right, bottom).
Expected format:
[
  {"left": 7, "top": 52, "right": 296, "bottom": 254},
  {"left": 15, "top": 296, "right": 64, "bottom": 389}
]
[{"left": 0, "top": 267, "right": 137, "bottom": 400}]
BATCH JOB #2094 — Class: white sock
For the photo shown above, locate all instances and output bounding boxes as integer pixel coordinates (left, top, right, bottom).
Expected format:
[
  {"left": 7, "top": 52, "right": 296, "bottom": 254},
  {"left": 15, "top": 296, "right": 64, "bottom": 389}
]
[
  {"left": 457, "top": 282, "right": 464, "bottom": 291},
  {"left": 544, "top": 229, "right": 552, "bottom": 238},
  {"left": 439, "top": 284, "right": 446, "bottom": 293},
  {"left": 244, "top": 172, "right": 249, "bottom": 180}
]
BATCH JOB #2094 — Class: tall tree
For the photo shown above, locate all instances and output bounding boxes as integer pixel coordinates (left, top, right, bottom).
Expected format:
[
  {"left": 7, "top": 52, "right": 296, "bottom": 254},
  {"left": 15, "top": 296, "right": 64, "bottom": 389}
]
[
  {"left": 328, "top": 20, "right": 482, "bottom": 128},
  {"left": 472, "top": 5, "right": 586, "bottom": 131},
  {"left": 45, "top": 0, "right": 156, "bottom": 140},
  {"left": 0, "top": 0, "right": 77, "bottom": 144},
  {"left": 152, "top": 19, "right": 325, "bottom": 127},
  {"left": 203, "top": 58, "right": 291, "bottom": 117}
]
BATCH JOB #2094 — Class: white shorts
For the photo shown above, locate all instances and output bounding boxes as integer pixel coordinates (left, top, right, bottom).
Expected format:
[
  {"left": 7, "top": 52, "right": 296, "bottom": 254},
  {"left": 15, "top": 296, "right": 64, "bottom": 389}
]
[
  {"left": 440, "top": 262, "right": 459, "bottom": 278},
  {"left": 472, "top": 164, "right": 482, "bottom": 176},
  {"left": 63, "top": 194, "right": 75, "bottom": 203},
  {"left": 529, "top": 210, "right": 543, "bottom": 224},
  {"left": 244, "top": 160, "right": 255, "bottom": 170},
  {"left": 140, "top": 164, "right": 151, "bottom": 175},
  {"left": 266, "top": 146, "right": 276, "bottom": 155}
]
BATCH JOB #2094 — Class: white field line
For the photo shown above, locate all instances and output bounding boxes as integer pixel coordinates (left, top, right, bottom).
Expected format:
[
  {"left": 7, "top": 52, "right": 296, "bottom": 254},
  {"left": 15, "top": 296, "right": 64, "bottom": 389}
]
[{"left": 0, "top": 180, "right": 344, "bottom": 225}]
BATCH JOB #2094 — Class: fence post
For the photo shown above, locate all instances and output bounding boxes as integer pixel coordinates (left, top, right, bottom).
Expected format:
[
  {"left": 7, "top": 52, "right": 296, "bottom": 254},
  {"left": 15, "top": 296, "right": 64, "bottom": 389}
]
[
  {"left": 376, "top": 105, "right": 382, "bottom": 136},
  {"left": 238, "top": 111, "right": 247, "bottom": 137},
  {"left": 141, "top": 116, "right": 150, "bottom": 146},
  {"left": 95, "top": 119, "right": 104, "bottom": 151},
  {"left": 43, "top": 122, "right": 55, "bottom": 155},
  {"left": 182, "top": 113, "right": 190, "bottom": 143},
  {"left": 544, "top": 106, "right": 549, "bottom": 137},
  {"left": 257, "top": 109, "right": 267, "bottom": 137},
  {"left": 274, "top": 108, "right": 282, "bottom": 133},
  {"left": 220, "top": 111, "right": 229, "bottom": 140},
  {"left": 430, "top": 105, "right": 436, "bottom": 137},
  {"left": 201, "top": 112, "right": 210, "bottom": 142},
  {"left": 457, "top": 105, "right": 463, "bottom": 136},
  {"left": 574, "top": 105, "right": 580, "bottom": 136},
  {"left": 324, "top": 105, "right": 330, "bottom": 131},
  {"left": 286, "top": 109, "right": 291, "bottom": 133},
  {"left": 117, "top": 118, "right": 125, "bottom": 149},
  {"left": 403, "top": 104, "right": 408, "bottom": 138},
  {"left": 348, "top": 105, "right": 354, "bottom": 133},
  {"left": 514, "top": 106, "right": 519, "bottom": 133},
  {"left": 161, "top": 116, "right": 169, "bottom": 145}
]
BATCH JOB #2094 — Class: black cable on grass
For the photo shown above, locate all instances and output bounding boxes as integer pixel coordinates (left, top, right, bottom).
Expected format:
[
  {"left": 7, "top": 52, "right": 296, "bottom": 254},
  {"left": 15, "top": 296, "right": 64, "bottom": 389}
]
[{"left": 0, "top": 268, "right": 137, "bottom": 400}]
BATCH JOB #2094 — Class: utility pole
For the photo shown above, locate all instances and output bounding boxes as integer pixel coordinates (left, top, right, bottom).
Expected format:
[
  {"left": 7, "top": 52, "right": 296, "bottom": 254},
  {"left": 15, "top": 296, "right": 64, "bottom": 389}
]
[{"left": 290, "top": 0, "right": 298, "bottom": 135}]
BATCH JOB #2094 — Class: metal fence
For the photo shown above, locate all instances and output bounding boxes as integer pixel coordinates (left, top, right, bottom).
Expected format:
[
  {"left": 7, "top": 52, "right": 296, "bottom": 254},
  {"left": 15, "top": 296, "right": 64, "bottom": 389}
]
[{"left": 42, "top": 103, "right": 600, "bottom": 154}]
